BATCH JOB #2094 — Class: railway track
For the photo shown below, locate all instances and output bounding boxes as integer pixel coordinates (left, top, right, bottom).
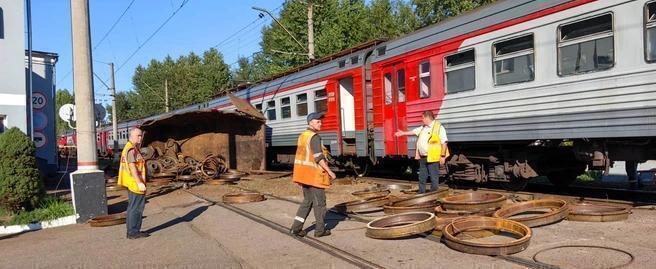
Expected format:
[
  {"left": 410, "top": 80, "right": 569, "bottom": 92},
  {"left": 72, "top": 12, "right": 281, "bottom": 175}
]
[{"left": 182, "top": 188, "right": 385, "bottom": 269}]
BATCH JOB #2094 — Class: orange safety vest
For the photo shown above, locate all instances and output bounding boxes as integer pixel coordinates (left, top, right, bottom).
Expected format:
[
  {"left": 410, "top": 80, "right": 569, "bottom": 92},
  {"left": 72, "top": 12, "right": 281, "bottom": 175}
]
[
  {"left": 292, "top": 130, "right": 330, "bottom": 189},
  {"left": 117, "top": 141, "right": 146, "bottom": 194}
]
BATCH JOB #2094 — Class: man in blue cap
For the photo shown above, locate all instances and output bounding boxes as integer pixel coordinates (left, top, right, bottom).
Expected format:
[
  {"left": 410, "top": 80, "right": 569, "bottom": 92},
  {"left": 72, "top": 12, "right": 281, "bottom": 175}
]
[{"left": 290, "top": 112, "right": 336, "bottom": 237}]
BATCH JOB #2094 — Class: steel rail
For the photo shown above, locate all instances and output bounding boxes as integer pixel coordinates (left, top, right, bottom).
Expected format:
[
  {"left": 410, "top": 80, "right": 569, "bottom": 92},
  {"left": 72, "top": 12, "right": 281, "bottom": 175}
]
[{"left": 183, "top": 189, "right": 385, "bottom": 269}]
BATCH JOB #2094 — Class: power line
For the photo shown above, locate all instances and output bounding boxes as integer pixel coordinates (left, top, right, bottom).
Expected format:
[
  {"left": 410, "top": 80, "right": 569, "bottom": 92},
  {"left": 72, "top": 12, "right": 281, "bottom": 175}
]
[
  {"left": 116, "top": 0, "right": 191, "bottom": 73},
  {"left": 58, "top": 0, "right": 139, "bottom": 85}
]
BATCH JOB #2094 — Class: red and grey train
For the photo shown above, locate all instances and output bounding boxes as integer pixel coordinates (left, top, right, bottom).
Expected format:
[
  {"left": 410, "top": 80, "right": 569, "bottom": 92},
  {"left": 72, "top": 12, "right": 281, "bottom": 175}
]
[{"left": 64, "top": 0, "right": 656, "bottom": 188}]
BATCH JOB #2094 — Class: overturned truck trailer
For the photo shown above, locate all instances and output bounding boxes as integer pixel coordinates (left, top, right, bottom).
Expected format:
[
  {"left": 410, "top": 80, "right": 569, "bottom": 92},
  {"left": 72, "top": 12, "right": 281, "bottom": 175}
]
[{"left": 140, "top": 96, "right": 266, "bottom": 174}]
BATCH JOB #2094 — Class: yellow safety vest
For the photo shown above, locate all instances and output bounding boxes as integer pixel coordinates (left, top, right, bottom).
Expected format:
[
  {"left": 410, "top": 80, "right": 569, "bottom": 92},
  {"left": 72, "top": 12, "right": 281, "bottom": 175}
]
[
  {"left": 426, "top": 121, "right": 450, "bottom": 163},
  {"left": 292, "top": 130, "right": 330, "bottom": 189},
  {"left": 117, "top": 141, "right": 146, "bottom": 194}
]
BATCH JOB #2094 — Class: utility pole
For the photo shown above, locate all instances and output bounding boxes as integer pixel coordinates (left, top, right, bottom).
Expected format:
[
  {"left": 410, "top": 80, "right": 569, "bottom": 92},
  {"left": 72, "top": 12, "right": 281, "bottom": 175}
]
[
  {"left": 109, "top": 62, "right": 118, "bottom": 152},
  {"left": 307, "top": 0, "right": 315, "bottom": 61},
  {"left": 164, "top": 79, "right": 170, "bottom": 112},
  {"left": 69, "top": 0, "right": 107, "bottom": 223},
  {"left": 26, "top": 0, "right": 34, "bottom": 139},
  {"left": 252, "top": 6, "right": 309, "bottom": 60}
]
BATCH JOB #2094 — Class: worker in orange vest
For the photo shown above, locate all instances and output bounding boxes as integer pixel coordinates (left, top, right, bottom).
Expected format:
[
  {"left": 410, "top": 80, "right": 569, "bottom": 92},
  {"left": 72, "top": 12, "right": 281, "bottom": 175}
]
[
  {"left": 290, "top": 112, "right": 337, "bottom": 237},
  {"left": 396, "top": 110, "right": 449, "bottom": 193},
  {"left": 117, "top": 127, "right": 149, "bottom": 239}
]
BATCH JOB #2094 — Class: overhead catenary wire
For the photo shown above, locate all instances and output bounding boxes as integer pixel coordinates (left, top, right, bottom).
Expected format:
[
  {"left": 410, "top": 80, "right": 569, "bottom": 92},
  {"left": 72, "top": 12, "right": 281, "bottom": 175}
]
[{"left": 115, "top": 0, "right": 191, "bottom": 73}]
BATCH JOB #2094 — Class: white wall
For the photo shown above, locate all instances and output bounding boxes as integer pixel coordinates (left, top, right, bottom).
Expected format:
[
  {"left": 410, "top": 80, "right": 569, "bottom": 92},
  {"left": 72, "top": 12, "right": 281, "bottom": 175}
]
[{"left": 0, "top": 0, "right": 27, "bottom": 132}]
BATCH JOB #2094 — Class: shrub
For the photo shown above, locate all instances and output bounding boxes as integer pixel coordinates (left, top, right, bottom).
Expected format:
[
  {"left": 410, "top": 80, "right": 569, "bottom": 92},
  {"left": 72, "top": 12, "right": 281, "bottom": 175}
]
[
  {"left": 0, "top": 127, "right": 45, "bottom": 212},
  {"left": 6, "top": 196, "right": 74, "bottom": 225}
]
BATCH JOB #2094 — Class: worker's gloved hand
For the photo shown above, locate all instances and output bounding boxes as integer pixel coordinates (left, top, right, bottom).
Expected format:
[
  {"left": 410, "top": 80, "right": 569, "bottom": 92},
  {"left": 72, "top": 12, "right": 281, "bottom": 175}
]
[{"left": 137, "top": 182, "right": 147, "bottom": 192}]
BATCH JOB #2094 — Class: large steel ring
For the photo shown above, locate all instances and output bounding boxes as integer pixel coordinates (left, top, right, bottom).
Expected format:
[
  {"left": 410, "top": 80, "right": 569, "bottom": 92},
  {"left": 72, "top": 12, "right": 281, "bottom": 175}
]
[
  {"left": 339, "top": 196, "right": 390, "bottom": 213},
  {"left": 366, "top": 212, "right": 437, "bottom": 239},
  {"left": 393, "top": 189, "right": 449, "bottom": 207},
  {"left": 493, "top": 199, "right": 569, "bottom": 227},
  {"left": 352, "top": 187, "right": 391, "bottom": 199},
  {"left": 383, "top": 200, "right": 440, "bottom": 215},
  {"left": 222, "top": 192, "right": 266, "bottom": 204},
  {"left": 88, "top": 212, "right": 127, "bottom": 227},
  {"left": 567, "top": 203, "right": 631, "bottom": 222},
  {"left": 376, "top": 183, "right": 412, "bottom": 190},
  {"left": 442, "top": 216, "right": 532, "bottom": 255},
  {"left": 434, "top": 206, "right": 497, "bottom": 218},
  {"left": 441, "top": 192, "right": 507, "bottom": 211}
]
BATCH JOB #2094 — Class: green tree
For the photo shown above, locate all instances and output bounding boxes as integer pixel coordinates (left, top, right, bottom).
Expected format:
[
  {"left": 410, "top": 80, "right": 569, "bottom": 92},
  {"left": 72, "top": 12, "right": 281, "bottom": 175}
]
[
  {"left": 412, "top": 0, "right": 496, "bottom": 28},
  {"left": 0, "top": 128, "right": 44, "bottom": 212},
  {"left": 55, "top": 89, "right": 74, "bottom": 136}
]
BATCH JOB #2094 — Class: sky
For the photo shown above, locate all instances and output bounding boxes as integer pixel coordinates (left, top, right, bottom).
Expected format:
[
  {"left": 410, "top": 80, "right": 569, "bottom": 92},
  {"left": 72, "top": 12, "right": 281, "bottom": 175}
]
[{"left": 30, "top": 0, "right": 284, "bottom": 105}]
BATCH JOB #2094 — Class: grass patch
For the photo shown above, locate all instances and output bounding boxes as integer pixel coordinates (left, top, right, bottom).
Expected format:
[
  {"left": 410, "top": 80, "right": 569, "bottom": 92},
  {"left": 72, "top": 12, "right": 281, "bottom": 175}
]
[
  {"left": 1, "top": 196, "right": 74, "bottom": 226},
  {"left": 577, "top": 170, "right": 603, "bottom": 182}
]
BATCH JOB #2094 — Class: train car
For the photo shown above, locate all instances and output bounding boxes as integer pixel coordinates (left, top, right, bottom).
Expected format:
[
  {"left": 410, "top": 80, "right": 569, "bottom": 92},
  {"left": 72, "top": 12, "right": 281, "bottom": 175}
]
[{"left": 88, "top": 0, "right": 656, "bottom": 189}]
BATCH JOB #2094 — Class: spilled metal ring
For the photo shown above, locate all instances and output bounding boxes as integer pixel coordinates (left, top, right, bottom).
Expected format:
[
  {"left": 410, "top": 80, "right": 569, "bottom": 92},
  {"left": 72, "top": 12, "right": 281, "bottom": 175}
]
[
  {"left": 441, "top": 192, "right": 507, "bottom": 211},
  {"left": 366, "top": 212, "right": 437, "bottom": 239},
  {"left": 567, "top": 203, "right": 631, "bottom": 222},
  {"left": 89, "top": 212, "right": 127, "bottom": 227},
  {"left": 352, "top": 187, "right": 391, "bottom": 199},
  {"left": 393, "top": 189, "right": 449, "bottom": 207},
  {"left": 442, "top": 216, "right": 532, "bottom": 256},
  {"left": 493, "top": 199, "right": 569, "bottom": 227},
  {"left": 434, "top": 206, "right": 497, "bottom": 218},
  {"left": 383, "top": 200, "right": 440, "bottom": 215},
  {"left": 339, "top": 196, "right": 389, "bottom": 213},
  {"left": 222, "top": 192, "right": 266, "bottom": 204}
]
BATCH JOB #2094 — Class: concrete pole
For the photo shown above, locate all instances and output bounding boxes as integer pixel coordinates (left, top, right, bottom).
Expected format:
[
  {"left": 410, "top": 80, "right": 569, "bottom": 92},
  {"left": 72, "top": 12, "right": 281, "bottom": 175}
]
[
  {"left": 109, "top": 63, "right": 118, "bottom": 152},
  {"left": 164, "top": 79, "right": 170, "bottom": 112},
  {"left": 69, "top": 0, "right": 107, "bottom": 223},
  {"left": 307, "top": 1, "right": 315, "bottom": 61},
  {"left": 26, "top": 0, "right": 34, "bottom": 139},
  {"left": 71, "top": 0, "right": 97, "bottom": 170}
]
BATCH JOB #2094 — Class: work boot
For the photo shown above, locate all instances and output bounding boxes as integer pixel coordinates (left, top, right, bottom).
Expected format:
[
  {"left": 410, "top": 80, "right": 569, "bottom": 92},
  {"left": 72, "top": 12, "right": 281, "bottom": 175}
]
[
  {"left": 314, "top": 230, "right": 331, "bottom": 238},
  {"left": 127, "top": 232, "right": 150, "bottom": 239},
  {"left": 290, "top": 229, "right": 307, "bottom": 237}
]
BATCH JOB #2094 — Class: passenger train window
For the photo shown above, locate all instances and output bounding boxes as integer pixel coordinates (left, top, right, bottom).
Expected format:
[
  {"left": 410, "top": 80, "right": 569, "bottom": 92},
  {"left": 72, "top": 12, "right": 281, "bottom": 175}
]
[
  {"left": 646, "top": 1, "right": 656, "bottom": 62},
  {"left": 558, "top": 14, "right": 614, "bottom": 76},
  {"left": 296, "top": 93, "right": 308, "bottom": 116},
  {"left": 444, "top": 49, "right": 476, "bottom": 93},
  {"left": 384, "top": 73, "right": 392, "bottom": 104},
  {"left": 314, "top": 89, "right": 328, "bottom": 113},
  {"left": 419, "top": 61, "right": 431, "bottom": 98},
  {"left": 493, "top": 34, "right": 535, "bottom": 85},
  {"left": 281, "top": 97, "right": 291, "bottom": 119},
  {"left": 255, "top": 103, "right": 262, "bottom": 112},
  {"left": 266, "top": 100, "right": 277, "bottom": 121},
  {"left": 397, "top": 69, "right": 406, "bottom": 102}
]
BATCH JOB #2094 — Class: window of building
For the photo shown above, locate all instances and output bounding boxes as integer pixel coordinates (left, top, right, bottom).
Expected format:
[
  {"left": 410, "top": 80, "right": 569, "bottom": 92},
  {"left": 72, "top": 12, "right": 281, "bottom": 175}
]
[
  {"left": 419, "top": 61, "right": 431, "bottom": 98},
  {"left": 397, "top": 69, "right": 406, "bottom": 102},
  {"left": 493, "top": 34, "right": 535, "bottom": 85},
  {"left": 266, "top": 100, "right": 277, "bottom": 121},
  {"left": 646, "top": 1, "right": 656, "bottom": 62},
  {"left": 255, "top": 103, "right": 262, "bottom": 112},
  {"left": 296, "top": 93, "right": 308, "bottom": 116},
  {"left": 0, "top": 8, "right": 4, "bottom": 39},
  {"left": 384, "top": 73, "right": 392, "bottom": 104},
  {"left": 281, "top": 97, "right": 291, "bottom": 119},
  {"left": 314, "top": 89, "right": 327, "bottom": 113},
  {"left": 445, "top": 49, "right": 476, "bottom": 93},
  {"left": 0, "top": 115, "right": 5, "bottom": 133},
  {"left": 558, "top": 14, "right": 614, "bottom": 76}
]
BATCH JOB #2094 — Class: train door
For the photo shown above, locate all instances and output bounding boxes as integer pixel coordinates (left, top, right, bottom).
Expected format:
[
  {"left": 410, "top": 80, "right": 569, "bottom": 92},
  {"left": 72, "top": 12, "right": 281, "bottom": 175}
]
[
  {"left": 382, "top": 64, "right": 407, "bottom": 156},
  {"left": 339, "top": 77, "right": 357, "bottom": 155}
]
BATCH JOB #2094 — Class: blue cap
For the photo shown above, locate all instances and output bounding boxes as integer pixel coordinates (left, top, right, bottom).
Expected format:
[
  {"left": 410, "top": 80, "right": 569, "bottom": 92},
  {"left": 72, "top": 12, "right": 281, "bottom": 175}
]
[{"left": 306, "top": 112, "right": 325, "bottom": 123}]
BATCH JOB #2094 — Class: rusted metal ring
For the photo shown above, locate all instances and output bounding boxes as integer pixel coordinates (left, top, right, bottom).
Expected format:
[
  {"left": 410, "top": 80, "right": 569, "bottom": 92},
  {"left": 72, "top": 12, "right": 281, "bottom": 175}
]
[
  {"left": 218, "top": 171, "right": 247, "bottom": 180},
  {"left": 434, "top": 206, "right": 497, "bottom": 218},
  {"left": 493, "top": 199, "right": 569, "bottom": 227},
  {"left": 366, "top": 212, "right": 437, "bottom": 239},
  {"left": 88, "top": 213, "right": 127, "bottom": 227},
  {"left": 205, "top": 179, "right": 237, "bottom": 185},
  {"left": 383, "top": 201, "right": 440, "bottom": 215},
  {"left": 442, "top": 216, "right": 532, "bottom": 256},
  {"left": 393, "top": 189, "right": 450, "bottom": 207},
  {"left": 176, "top": 174, "right": 196, "bottom": 181},
  {"left": 376, "top": 183, "right": 412, "bottom": 190},
  {"left": 341, "top": 196, "right": 389, "bottom": 213},
  {"left": 352, "top": 187, "right": 391, "bottom": 199},
  {"left": 152, "top": 172, "right": 176, "bottom": 178},
  {"left": 567, "top": 203, "right": 631, "bottom": 222},
  {"left": 441, "top": 192, "right": 507, "bottom": 211},
  {"left": 222, "top": 192, "right": 266, "bottom": 204}
]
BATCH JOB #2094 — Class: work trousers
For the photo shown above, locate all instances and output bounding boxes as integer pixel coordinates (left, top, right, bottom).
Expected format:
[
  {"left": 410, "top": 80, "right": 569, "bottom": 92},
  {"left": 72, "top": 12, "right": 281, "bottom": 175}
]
[
  {"left": 291, "top": 185, "right": 327, "bottom": 234},
  {"left": 418, "top": 157, "right": 440, "bottom": 193},
  {"left": 126, "top": 191, "right": 146, "bottom": 236}
]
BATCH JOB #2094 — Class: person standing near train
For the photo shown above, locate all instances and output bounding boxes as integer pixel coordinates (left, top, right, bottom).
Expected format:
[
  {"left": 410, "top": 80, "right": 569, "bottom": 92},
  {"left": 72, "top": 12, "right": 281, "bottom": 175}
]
[
  {"left": 290, "top": 112, "right": 337, "bottom": 237},
  {"left": 395, "top": 110, "right": 449, "bottom": 193},
  {"left": 117, "top": 127, "right": 150, "bottom": 239}
]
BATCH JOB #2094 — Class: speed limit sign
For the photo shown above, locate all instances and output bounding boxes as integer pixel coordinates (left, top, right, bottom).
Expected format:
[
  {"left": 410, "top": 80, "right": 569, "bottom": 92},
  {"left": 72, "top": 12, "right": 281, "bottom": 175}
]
[{"left": 32, "top": 92, "right": 47, "bottom": 110}]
